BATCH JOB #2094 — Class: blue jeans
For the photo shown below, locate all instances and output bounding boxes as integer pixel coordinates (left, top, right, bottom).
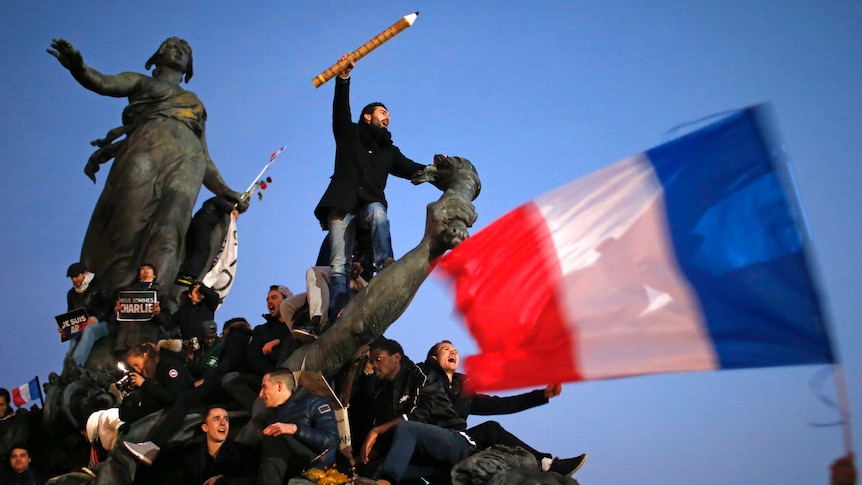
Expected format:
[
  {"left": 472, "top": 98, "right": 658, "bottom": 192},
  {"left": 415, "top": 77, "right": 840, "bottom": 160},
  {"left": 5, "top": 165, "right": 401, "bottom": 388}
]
[
  {"left": 67, "top": 320, "right": 109, "bottom": 366},
  {"left": 327, "top": 202, "right": 393, "bottom": 318},
  {"left": 362, "top": 201, "right": 393, "bottom": 270},
  {"left": 376, "top": 421, "right": 473, "bottom": 483}
]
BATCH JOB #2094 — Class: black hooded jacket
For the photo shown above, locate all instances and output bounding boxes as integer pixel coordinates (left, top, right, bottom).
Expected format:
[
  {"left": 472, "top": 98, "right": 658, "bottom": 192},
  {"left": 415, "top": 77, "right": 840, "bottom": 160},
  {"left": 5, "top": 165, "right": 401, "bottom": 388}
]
[
  {"left": 247, "top": 314, "right": 295, "bottom": 376},
  {"left": 373, "top": 356, "right": 466, "bottom": 431},
  {"left": 419, "top": 357, "right": 548, "bottom": 420}
]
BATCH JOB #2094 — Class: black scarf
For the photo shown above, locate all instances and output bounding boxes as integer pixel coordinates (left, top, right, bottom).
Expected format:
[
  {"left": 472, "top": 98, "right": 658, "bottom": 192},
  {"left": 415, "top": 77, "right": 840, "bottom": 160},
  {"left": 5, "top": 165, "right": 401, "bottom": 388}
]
[{"left": 360, "top": 121, "right": 392, "bottom": 150}]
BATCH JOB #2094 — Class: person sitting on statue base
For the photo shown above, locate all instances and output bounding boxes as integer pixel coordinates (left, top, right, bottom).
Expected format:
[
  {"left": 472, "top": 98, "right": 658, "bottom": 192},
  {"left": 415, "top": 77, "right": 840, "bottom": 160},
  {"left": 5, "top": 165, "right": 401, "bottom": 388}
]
[
  {"left": 62, "top": 261, "right": 113, "bottom": 367},
  {"left": 353, "top": 337, "right": 475, "bottom": 485},
  {"left": 221, "top": 286, "right": 296, "bottom": 411},
  {"left": 180, "top": 405, "right": 258, "bottom": 484},
  {"left": 167, "top": 281, "right": 220, "bottom": 365},
  {"left": 120, "top": 342, "right": 194, "bottom": 464},
  {"left": 282, "top": 260, "right": 369, "bottom": 343},
  {"left": 421, "top": 340, "right": 588, "bottom": 478},
  {"left": 112, "top": 263, "right": 169, "bottom": 360},
  {"left": 186, "top": 320, "right": 224, "bottom": 383},
  {"left": 257, "top": 369, "right": 339, "bottom": 485},
  {"left": 176, "top": 196, "right": 238, "bottom": 287}
]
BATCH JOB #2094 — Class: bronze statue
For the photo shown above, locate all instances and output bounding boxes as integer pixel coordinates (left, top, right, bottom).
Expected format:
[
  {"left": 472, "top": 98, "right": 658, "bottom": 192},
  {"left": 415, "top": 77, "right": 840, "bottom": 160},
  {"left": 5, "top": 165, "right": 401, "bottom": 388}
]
[
  {"left": 284, "top": 154, "right": 480, "bottom": 377},
  {"left": 47, "top": 38, "right": 248, "bottom": 306},
  {"left": 37, "top": 155, "right": 479, "bottom": 484}
]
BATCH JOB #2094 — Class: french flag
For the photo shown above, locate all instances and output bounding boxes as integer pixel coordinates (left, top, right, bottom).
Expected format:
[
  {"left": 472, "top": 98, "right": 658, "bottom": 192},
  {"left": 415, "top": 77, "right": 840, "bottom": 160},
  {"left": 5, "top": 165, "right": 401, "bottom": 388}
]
[
  {"left": 437, "top": 106, "right": 834, "bottom": 392},
  {"left": 11, "top": 377, "right": 40, "bottom": 408}
]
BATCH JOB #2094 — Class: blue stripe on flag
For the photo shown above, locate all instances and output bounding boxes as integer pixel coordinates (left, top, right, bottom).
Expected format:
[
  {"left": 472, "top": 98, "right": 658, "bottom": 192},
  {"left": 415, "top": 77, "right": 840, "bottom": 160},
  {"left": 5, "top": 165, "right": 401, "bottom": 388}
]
[
  {"left": 646, "top": 106, "right": 834, "bottom": 368},
  {"left": 27, "top": 378, "right": 39, "bottom": 401}
]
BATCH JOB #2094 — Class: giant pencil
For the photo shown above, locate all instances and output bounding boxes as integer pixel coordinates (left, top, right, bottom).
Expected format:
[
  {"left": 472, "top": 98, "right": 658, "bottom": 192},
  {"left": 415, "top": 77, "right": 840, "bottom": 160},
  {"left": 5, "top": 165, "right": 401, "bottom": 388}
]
[{"left": 312, "top": 12, "right": 419, "bottom": 88}]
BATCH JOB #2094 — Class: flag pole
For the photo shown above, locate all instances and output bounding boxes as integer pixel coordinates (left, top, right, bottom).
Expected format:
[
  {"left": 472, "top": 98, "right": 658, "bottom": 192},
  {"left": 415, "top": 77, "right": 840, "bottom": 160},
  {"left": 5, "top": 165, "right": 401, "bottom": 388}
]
[
  {"left": 35, "top": 375, "right": 44, "bottom": 408},
  {"left": 239, "top": 146, "right": 285, "bottom": 204},
  {"left": 832, "top": 364, "right": 854, "bottom": 453}
]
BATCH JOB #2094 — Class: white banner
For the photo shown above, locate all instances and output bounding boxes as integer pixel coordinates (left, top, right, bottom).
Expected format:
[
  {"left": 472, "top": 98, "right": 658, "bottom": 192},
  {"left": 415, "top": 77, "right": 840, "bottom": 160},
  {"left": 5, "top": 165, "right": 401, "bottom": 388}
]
[{"left": 202, "top": 216, "right": 238, "bottom": 308}]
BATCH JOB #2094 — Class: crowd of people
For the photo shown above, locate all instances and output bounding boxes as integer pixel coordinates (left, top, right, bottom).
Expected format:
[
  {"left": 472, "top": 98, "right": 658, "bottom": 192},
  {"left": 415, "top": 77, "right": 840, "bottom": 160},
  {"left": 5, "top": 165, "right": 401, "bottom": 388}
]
[
  {"left": 1, "top": 52, "right": 584, "bottom": 485},
  {"left": 1, "top": 40, "right": 853, "bottom": 485},
  {"left": 4, "top": 283, "right": 590, "bottom": 484}
]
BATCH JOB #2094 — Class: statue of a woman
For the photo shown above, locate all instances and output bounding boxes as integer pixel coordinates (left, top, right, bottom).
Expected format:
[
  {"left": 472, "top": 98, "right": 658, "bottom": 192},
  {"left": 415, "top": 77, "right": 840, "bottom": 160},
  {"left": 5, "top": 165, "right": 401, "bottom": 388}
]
[{"left": 47, "top": 38, "right": 248, "bottom": 303}]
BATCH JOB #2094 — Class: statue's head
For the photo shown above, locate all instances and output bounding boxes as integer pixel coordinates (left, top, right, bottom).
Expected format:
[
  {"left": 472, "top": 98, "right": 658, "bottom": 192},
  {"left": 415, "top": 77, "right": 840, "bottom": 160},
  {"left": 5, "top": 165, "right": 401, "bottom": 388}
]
[
  {"left": 42, "top": 359, "right": 119, "bottom": 432},
  {"left": 146, "top": 37, "right": 193, "bottom": 83}
]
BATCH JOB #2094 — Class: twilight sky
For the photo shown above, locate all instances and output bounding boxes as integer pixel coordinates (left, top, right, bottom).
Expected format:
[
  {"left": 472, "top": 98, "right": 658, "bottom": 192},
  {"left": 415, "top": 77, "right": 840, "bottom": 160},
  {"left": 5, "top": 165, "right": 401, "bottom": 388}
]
[{"left": 1, "top": 2, "right": 860, "bottom": 483}]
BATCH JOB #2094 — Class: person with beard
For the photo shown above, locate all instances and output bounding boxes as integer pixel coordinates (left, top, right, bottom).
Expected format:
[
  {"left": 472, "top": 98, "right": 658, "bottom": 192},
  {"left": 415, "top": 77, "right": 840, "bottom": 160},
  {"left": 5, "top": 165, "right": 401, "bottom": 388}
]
[
  {"left": 221, "top": 285, "right": 296, "bottom": 410},
  {"left": 313, "top": 55, "right": 429, "bottom": 322},
  {"left": 63, "top": 262, "right": 113, "bottom": 366}
]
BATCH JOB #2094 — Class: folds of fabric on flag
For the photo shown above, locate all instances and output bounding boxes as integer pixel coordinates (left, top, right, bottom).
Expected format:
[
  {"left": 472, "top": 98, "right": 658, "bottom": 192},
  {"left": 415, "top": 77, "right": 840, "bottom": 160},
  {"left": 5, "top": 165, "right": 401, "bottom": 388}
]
[
  {"left": 202, "top": 216, "right": 238, "bottom": 308},
  {"left": 12, "top": 377, "right": 40, "bottom": 408},
  {"left": 437, "top": 106, "right": 834, "bottom": 393}
]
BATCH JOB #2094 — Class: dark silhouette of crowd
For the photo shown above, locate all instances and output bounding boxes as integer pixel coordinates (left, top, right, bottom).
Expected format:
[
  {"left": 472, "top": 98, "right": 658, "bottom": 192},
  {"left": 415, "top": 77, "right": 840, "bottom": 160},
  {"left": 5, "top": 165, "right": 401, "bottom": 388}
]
[{"left": 0, "top": 47, "right": 589, "bottom": 485}]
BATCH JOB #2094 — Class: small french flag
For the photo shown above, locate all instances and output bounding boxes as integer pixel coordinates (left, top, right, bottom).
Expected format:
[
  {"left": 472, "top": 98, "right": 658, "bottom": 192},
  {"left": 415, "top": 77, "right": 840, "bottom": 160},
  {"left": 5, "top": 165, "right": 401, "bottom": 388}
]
[
  {"left": 11, "top": 377, "right": 40, "bottom": 408},
  {"left": 270, "top": 146, "right": 285, "bottom": 162}
]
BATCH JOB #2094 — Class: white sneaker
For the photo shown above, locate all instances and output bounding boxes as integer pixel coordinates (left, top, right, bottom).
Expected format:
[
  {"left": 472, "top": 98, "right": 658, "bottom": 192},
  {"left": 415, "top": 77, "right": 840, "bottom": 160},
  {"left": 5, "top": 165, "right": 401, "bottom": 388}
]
[{"left": 123, "top": 440, "right": 160, "bottom": 465}]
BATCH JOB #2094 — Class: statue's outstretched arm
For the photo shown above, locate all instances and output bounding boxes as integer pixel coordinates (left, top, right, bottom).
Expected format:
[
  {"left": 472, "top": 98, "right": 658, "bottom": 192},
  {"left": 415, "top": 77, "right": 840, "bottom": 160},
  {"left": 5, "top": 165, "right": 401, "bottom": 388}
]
[
  {"left": 285, "top": 155, "right": 481, "bottom": 377},
  {"left": 200, "top": 131, "right": 250, "bottom": 213},
  {"left": 47, "top": 38, "right": 142, "bottom": 98}
]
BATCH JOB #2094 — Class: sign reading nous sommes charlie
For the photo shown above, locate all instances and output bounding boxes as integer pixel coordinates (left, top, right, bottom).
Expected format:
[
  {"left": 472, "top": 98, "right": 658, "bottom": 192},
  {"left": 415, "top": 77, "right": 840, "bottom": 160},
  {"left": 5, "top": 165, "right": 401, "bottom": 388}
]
[{"left": 117, "top": 290, "right": 158, "bottom": 321}]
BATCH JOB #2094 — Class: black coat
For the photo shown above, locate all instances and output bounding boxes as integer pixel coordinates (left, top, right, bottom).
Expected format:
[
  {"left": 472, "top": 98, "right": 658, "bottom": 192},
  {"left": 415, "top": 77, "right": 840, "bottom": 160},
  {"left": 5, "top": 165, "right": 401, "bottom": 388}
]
[
  {"left": 215, "top": 326, "right": 253, "bottom": 376},
  {"left": 192, "top": 196, "right": 234, "bottom": 228},
  {"left": 119, "top": 350, "right": 194, "bottom": 423},
  {"left": 246, "top": 315, "right": 295, "bottom": 376},
  {"left": 0, "top": 467, "right": 44, "bottom": 485},
  {"left": 167, "top": 283, "right": 219, "bottom": 341},
  {"left": 138, "top": 350, "right": 195, "bottom": 404},
  {"left": 66, "top": 274, "right": 113, "bottom": 323},
  {"left": 180, "top": 438, "right": 256, "bottom": 485},
  {"left": 419, "top": 358, "right": 548, "bottom": 421},
  {"left": 314, "top": 76, "right": 425, "bottom": 227},
  {"left": 373, "top": 357, "right": 466, "bottom": 431},
  {"left": 116, "top": 280, "right": 170, "bottom": 328}
]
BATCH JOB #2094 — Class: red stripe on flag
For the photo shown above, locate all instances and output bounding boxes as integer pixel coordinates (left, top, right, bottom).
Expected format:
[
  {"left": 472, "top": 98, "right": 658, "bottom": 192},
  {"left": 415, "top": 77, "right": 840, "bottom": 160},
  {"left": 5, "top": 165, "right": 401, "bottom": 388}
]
[
  {"left": 438, "top": 203, "right": 582, "bottom": 392},
  {"left": 11, "top": 387, "right": 27, "bottom": 408}
]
